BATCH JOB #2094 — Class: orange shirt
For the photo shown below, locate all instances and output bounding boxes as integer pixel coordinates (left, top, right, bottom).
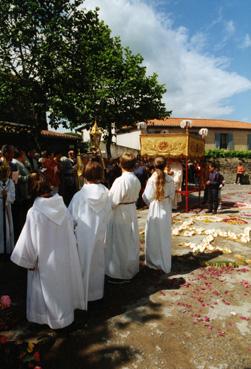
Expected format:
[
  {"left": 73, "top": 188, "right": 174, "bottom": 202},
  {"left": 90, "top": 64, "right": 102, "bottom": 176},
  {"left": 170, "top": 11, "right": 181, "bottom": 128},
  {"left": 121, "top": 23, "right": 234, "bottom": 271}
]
[{"left": 237, "top": 165, "right": 245, "bottom": 174}]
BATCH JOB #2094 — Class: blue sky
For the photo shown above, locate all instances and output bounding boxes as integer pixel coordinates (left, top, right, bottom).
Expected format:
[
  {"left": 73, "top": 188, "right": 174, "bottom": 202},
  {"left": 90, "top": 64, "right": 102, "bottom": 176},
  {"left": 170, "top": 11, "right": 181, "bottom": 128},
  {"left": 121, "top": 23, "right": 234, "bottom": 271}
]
[{"left": 84, "top": 0, "right": 251, "bottom": 122}]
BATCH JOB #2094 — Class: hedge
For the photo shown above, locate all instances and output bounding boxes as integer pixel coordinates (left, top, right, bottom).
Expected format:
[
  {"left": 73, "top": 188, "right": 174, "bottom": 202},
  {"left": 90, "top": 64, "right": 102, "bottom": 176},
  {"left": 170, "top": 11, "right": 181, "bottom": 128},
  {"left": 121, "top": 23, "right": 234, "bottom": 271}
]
[{"left": 205, "top": 149, "right": 251, "bottom": 159}]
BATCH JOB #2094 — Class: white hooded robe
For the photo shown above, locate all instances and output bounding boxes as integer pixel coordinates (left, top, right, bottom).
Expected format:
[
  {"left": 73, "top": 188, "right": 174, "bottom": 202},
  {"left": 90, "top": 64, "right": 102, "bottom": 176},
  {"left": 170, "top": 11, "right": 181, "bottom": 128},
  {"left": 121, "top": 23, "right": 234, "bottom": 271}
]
[
  {"left": 69, "top": 183, "right": 111, "bottom": 306},
  {"left": 11, "top": 194, "right": 85, "bottom": 329},
  {"left": 105, "top": 171, "right": 141, "bottom": 279},
  {"left": 142, "top": 173, "right": 175, "bottom": 273},
  {"left": 0, "top": 178, "right": 15, "bottom": 254}
]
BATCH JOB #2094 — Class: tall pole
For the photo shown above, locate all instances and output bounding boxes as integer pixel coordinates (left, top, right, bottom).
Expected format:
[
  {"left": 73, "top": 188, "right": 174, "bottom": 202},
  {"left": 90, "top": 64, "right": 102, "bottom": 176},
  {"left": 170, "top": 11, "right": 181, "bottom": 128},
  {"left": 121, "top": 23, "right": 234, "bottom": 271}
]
[{"left": 185, "top": 158, "right": 189, "bottom": 212}]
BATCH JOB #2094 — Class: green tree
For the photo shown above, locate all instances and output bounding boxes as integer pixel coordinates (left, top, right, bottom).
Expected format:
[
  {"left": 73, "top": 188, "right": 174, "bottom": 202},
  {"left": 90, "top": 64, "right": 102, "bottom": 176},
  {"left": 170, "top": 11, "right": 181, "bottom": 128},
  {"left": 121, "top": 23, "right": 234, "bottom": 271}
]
[
  {"left": 0, "top": 0, "right": 102, "bottom": 129},
  {"left": 93, "top": 45, "right": 169, "bottom": 157},
  {"left": 0, "top": 0, "right": 170, "bottom": 156}
]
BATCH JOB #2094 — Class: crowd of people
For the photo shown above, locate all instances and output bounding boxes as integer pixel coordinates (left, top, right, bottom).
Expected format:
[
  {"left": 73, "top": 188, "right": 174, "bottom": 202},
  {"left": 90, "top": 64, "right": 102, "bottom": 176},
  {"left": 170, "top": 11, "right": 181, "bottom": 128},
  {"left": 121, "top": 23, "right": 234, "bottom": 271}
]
[
  {"left": 0, "top": 145, "right": 79, "bottom": 254},
  {"left": 0, "top": 143, "right": 239, "bottom": 330}
]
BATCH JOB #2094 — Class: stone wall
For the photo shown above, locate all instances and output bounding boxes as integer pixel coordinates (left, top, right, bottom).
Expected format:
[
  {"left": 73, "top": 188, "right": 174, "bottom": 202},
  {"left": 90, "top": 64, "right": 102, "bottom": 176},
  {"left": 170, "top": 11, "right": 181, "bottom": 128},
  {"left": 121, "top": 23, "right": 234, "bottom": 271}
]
[{"left": 212, "top": 157, "right": 251, "bottom": 184}]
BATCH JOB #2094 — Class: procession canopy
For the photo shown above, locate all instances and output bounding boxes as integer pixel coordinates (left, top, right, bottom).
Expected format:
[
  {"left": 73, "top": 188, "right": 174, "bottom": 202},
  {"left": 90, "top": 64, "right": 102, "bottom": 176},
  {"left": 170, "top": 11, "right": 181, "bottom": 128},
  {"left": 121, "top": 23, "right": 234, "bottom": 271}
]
[{"left": 140, "top": 133, "right": 205, "bottom": 159}]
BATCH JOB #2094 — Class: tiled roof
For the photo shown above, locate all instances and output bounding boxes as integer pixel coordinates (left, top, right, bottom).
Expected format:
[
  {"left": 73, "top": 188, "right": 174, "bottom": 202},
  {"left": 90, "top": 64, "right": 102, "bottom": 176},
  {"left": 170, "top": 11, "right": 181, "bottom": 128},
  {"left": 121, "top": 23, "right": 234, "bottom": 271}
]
[
  {"left": 41, "top": 130, "right": 81, "bottom": 141},
  {"left": 147, "top": 118, "right": 251, "bottom": 130},
  {"left": 0, "top": 121, "right": 34, "bottom": 134}
]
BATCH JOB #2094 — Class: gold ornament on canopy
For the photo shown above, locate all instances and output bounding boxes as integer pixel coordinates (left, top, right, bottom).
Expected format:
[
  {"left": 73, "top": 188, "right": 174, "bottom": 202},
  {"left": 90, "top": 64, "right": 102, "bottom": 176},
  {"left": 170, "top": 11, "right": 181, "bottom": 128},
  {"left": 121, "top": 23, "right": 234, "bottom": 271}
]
[
  {"left": 90, "top": 120, "right": 102, "bottom": 151},
  {"left": 89, "top": 120, "right": 105, "bottom": 171},
  {"left": 140, "top": 133, "right": 204, "bottom": 159}
]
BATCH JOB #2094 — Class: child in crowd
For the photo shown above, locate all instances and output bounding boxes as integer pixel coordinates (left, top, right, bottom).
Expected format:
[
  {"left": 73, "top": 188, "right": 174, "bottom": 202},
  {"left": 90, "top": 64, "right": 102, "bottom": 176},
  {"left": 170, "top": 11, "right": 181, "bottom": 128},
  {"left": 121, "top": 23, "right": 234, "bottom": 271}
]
[
  {"left": 142, "top": 157, "right": 175, "bottom": 273},
  {"left": 235, "top": 161, "right": 246, "bottom": 185},
  {"left": 11, "top": 173, "right": 85, "bottom": 329},
  {"left": 69, "top": 160, "right": 111, "bottom": 306},
  {"left": 105, "top": 152, "right": 141, "bottom": 282}
]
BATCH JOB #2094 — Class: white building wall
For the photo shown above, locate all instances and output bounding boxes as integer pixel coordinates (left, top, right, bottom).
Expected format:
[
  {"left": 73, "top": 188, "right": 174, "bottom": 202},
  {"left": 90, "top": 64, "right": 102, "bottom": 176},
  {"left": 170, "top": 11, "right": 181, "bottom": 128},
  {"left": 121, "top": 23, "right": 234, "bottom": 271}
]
[
  {"left": 116, "top": 130, "right": 140, "bottom": 150},
  {"left": 81, "top": 128, "right": 141, "bottom": 158},
  {"left": 82, "top": 129, "right": 90, "bottom": 142}
]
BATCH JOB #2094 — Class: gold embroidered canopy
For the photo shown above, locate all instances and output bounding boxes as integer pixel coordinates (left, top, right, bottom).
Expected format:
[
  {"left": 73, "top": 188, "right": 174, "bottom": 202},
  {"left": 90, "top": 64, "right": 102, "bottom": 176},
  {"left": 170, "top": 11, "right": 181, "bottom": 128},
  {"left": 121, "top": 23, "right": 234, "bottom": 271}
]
[{"left": 140, "top": 133, "right": 205, "bottom": 159}]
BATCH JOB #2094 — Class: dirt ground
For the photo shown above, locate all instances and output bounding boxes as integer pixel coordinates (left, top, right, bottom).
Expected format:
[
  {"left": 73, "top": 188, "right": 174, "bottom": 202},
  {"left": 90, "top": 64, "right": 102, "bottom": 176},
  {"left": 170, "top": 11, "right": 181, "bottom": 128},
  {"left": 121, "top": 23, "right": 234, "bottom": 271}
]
[{"left": 0, "top": 184, "right": 251, "bottom": 369}]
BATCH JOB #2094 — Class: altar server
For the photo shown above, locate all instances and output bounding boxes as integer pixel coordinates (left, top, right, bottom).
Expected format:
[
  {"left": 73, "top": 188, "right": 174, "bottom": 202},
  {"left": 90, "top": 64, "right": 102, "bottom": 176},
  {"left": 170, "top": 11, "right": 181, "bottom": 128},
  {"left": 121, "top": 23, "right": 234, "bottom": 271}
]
[
  {"left": 143, "top": 156, "right": 175, "bottom": 273},
  {"left": 105, "top": 152, "right": 141, "bottom": 281},
  {"left": 69, "top": 160, "right": 111, "bottom": 305},
  {"left": 0, "top": 161, "right": 15, "bottom": 254},
  {"left": 11, "top": 173, "right": 85, "bottom": 329}
]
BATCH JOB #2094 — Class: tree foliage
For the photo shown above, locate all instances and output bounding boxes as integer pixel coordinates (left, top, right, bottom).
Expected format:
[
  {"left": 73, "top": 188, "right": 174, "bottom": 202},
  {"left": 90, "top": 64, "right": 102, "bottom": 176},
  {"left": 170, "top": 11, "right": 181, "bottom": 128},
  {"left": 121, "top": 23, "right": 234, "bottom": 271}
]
[{"left": 0, "top": 0, "right": 170, "bottom": 153}]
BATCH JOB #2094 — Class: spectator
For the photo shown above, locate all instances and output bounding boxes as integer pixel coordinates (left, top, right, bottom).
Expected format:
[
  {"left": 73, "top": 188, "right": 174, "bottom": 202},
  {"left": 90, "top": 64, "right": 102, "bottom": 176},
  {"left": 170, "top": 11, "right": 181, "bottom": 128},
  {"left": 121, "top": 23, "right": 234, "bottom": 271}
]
[
  {"left": 134, "top": 160, "right": 149, "bottom": 208},
  {"left": 12, "top": 149, "right": 31, "bottom": 240},
  {"left": 1, "top": 145, "right": 18, "bottom": 182},
  {"left": 205, "top": 162, "right": 221, "bottom": 214},
  {"left": 60, "top": 152, "right": 77, "bottom": 206},
  {"left": 106, "top": 159, "right": 121, "bottom": 189},
  {"left": 235, "top": 161, "right": 246, "bottom": 185},
  {"left": 26, "top": 149, "right": 39, "bottom": 173}
]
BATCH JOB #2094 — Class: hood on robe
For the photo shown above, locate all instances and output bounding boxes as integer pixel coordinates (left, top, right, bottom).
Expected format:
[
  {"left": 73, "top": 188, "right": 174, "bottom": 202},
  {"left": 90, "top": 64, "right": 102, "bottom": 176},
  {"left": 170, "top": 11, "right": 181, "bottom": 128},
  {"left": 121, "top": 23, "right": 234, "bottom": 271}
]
[
  {"left": 81, "top": 184, "right": 109, "bottom": 213},
  {"left": 33, "top": 194, "right": 67, "bottom": 225}
]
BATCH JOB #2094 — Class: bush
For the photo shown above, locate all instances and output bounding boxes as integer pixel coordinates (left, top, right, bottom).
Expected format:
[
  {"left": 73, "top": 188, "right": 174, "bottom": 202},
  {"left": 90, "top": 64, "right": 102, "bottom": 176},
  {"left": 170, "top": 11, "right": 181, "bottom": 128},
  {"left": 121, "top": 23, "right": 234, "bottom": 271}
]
[{"left": 205, "top": 149, "right": 251, "bottom": 159}]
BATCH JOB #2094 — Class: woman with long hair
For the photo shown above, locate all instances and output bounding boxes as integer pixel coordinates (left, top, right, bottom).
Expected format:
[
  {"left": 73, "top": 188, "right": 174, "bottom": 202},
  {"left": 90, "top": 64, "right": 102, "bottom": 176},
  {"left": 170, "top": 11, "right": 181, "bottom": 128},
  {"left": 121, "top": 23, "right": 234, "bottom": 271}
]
[{"left": 142, "top": 156, "right": 175, "bottom": 273}]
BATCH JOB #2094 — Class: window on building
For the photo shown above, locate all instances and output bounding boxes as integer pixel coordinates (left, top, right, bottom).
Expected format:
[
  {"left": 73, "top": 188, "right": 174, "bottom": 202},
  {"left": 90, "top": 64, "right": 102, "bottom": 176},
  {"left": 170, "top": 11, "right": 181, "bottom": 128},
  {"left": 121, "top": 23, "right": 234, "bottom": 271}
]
[
  {"left": 248, "top": 134, "right": 251, "bottom": 150},
  {"left": 220, "top": 133, "right": 228, "bottom": 149},
  {"left": 215, "top": 133, "right": 234, "bottom": 149}
]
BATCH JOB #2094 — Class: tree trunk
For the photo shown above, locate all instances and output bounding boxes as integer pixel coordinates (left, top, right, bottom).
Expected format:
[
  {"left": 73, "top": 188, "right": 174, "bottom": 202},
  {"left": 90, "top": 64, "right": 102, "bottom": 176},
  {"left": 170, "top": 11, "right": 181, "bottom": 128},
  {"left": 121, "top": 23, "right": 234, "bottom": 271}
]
[{"left": 106, "top": 122, "right": 112, "bottom": 159}]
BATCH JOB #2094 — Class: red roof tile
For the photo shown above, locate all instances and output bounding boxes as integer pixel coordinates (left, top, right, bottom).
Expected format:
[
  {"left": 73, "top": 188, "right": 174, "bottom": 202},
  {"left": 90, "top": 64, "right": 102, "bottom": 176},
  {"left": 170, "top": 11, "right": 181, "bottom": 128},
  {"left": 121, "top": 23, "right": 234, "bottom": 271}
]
[{"left": 147, "top": 118, "right": 251, "bottom": 130}]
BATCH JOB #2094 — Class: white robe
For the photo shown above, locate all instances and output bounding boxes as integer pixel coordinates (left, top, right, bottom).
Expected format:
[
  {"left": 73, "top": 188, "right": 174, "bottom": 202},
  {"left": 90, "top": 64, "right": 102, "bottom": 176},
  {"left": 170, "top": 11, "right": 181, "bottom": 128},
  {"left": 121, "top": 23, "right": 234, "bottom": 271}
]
[
  {"left": 69, "top": 184, "right": 111, "bottom": 307},
  {"left": 169, "top": 161, "right": 183, "bottom": 209},
  {"left": 105, "top": 171, "right": 141, "bottom": 279},
  {"left": 11, "top": 194, "right": 85, "bottom": 329},
  {"left": 142, "top": 173, "right": 175, "bottom": 273},
  {"left": 0, "top": 179, "right": 15, "bottom": 254}
]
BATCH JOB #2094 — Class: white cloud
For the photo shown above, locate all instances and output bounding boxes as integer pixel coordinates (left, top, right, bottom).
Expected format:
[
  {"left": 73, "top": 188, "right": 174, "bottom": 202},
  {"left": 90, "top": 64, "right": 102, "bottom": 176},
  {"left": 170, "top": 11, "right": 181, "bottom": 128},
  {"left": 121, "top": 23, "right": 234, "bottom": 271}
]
[
  {"left": 240, "top": 34, "right": 251, "bottom": 49},
  {"left": 225, "top": 20, "right": 235, "bottom": 36},
  {"left": 84, "top": 0, "right": 251, "bottom": 118}
]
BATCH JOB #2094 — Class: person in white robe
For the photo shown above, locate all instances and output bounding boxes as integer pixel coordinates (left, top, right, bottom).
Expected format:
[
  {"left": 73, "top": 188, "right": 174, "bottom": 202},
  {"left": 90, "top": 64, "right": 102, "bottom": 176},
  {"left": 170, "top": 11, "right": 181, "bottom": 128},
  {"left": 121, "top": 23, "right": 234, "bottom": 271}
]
[
  {"left": 143, "top": 157, "right": 175, "bottom": 273},
  {"left": 0, "top": 162, "right": 15, "bottom": 254},
  {"left": 168, "top": 160, "right": 183, "bottom": 210},
  {"left": 105, "top": 152, "right": 141, "bottom": 280},
  {"left": 11, "top": 174, "right": 85, "bottom": 329},
  {"left": 69, "top": 160, "right": 111, "bottom": 306}
]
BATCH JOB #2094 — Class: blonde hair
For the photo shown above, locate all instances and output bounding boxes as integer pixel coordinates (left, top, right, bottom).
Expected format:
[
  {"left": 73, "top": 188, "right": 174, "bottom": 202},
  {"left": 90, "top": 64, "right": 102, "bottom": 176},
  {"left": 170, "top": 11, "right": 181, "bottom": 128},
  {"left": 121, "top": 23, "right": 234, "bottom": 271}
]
[
  {"left": 154, "top": 157, "right": 166, "bottom": 201},
  {"left": 120, "top": 152, "right": 136, "bottom": 171}
]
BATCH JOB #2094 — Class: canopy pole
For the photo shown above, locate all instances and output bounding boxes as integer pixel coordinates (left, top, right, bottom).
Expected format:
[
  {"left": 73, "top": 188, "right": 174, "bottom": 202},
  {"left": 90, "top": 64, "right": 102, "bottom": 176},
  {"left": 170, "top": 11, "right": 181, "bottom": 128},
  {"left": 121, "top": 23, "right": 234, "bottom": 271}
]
[{"left": 185, "top": 158, "right": 189, "bottom": 212}]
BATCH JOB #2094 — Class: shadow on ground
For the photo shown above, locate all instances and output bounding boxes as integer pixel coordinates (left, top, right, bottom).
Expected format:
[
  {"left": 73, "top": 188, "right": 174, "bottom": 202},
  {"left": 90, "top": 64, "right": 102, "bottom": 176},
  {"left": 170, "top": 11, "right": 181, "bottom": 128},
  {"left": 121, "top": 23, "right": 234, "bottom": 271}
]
[{"left": 0, "top": 250, "right": 223, "bottom": 369}]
